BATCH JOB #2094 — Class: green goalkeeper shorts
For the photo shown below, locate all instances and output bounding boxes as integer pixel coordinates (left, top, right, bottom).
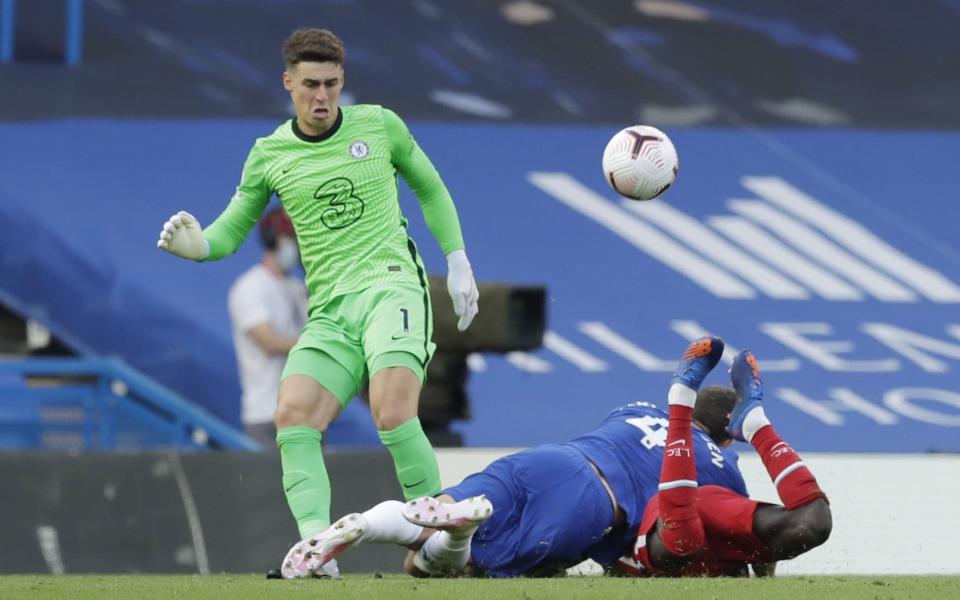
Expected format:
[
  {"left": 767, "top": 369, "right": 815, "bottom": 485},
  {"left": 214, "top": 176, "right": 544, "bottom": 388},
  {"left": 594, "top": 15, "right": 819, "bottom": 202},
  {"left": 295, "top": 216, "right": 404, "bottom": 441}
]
[{"left": 282, "top": 282, "right": 436, "bottom": 406}]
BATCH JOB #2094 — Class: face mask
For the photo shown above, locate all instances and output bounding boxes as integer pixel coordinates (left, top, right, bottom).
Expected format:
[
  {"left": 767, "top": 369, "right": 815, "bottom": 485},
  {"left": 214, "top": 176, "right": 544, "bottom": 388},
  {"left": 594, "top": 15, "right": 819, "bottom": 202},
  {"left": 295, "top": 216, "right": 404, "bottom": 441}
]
[{"left": 276, "top": 238, "right": 300, "bottom": 273}]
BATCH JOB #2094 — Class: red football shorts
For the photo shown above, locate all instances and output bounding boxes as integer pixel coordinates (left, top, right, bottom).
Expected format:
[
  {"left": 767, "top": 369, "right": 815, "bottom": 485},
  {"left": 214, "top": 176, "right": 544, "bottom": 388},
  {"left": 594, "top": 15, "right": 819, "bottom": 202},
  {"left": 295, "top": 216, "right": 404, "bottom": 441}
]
[{"left": 618, "top": 485, "right": 777, "bottom": 577}]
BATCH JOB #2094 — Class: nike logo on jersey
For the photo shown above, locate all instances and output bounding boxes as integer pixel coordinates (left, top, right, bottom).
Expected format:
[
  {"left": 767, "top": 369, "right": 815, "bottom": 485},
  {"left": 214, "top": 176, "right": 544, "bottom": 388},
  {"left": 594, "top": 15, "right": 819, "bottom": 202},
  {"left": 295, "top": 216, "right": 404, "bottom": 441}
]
[
  {"left": 403, "top": 479, "right": 427, "bottom": 489},
  {"left": 667, "top": 440, "right": 686, "bottom": 447}
]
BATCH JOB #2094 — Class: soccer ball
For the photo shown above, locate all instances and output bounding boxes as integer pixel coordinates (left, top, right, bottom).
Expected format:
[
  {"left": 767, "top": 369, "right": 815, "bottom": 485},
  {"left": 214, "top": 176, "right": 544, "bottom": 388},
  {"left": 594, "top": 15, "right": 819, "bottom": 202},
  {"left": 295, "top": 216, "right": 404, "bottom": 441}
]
[{"left": 601, "top": 125, "right": 679, "bottom": 201}]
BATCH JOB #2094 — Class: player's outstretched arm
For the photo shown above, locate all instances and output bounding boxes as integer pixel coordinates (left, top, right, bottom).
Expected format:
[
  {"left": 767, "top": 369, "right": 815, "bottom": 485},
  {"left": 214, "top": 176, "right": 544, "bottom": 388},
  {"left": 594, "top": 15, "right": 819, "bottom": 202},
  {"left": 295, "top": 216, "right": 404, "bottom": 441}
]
[
  {"left": 158, "top": 142, "right": 271, "bottom": 262},
  {"left": 156, "top": 211, "right": 210, "bottom": 261}
]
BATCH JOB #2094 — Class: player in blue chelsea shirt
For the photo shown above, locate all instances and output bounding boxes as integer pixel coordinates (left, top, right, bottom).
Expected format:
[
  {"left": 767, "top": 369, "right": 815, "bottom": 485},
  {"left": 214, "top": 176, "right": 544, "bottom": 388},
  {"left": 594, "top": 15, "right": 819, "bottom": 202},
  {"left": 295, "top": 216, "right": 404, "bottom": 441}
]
[{"left": 280, "top": 336, "right": 749, "bottom": 579}]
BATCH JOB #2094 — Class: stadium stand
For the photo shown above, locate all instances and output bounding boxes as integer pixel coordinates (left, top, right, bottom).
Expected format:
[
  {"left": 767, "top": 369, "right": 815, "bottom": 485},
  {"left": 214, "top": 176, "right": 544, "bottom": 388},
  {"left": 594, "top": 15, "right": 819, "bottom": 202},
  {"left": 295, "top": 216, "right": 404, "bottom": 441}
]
[
  {"left": 1, "top": 0, "right": 959, "bottom": 451},
  {"left": 1, "top": 0, "right": 960, "bottom": 126}
]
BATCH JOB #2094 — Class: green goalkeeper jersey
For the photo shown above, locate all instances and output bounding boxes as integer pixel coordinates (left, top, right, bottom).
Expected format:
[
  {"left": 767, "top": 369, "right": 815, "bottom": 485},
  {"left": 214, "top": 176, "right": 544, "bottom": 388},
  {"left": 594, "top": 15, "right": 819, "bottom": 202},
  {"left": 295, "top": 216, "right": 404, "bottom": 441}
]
[{"left": 202, "top": 104, "right": 465, "bottom": 313}]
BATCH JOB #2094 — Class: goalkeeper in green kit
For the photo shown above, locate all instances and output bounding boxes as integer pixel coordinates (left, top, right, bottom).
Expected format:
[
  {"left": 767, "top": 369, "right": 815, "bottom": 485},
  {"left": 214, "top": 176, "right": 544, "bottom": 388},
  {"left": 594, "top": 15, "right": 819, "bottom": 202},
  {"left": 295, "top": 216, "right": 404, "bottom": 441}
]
[{"left": 156, "top": 28, "right": 479, "bottom": 578}]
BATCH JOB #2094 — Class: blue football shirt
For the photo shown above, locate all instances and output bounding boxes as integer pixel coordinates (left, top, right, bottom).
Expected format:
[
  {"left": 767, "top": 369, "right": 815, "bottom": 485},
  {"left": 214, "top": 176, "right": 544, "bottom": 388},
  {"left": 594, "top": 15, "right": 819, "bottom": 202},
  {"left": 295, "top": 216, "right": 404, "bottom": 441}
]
[{"left": 564, "top": 401, "right": 747, "bottom": 565}]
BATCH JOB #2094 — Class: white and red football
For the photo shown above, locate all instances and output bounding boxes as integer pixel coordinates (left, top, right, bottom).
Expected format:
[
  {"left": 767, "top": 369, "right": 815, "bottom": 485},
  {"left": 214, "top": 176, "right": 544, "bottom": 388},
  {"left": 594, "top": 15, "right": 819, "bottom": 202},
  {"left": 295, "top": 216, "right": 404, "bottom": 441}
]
[{"left": 602, "top": 125, "right": 679, "bottom": 201}]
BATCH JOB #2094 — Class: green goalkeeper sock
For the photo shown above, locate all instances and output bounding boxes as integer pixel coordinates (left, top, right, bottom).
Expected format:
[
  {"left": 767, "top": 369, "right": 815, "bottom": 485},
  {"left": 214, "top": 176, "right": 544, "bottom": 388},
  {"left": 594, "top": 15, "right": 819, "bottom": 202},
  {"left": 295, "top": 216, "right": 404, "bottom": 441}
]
[
  {"left": 276, "top": 426, "right": 330, "bottom": 538},
  {"left": 378, "top": 417, "right": 442, "bottom": 501}
]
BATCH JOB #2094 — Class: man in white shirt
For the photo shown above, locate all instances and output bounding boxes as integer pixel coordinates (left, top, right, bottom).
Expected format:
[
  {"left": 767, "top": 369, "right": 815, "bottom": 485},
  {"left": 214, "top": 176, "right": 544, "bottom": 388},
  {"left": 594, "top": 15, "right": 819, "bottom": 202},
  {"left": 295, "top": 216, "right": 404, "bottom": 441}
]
[{"left": 228, "top": 208, "right": 308, "bottom": 447}]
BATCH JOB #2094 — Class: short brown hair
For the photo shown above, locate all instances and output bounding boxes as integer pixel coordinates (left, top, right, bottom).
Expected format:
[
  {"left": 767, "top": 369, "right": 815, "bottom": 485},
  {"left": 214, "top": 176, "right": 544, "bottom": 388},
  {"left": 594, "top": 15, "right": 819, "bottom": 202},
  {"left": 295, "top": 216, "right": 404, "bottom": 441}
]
[
  {"left": 693, "top": 385, "right": 737, "bottom": 446},
  {"left": 283, "top": 28, "right": 345, "bottom": 68}
]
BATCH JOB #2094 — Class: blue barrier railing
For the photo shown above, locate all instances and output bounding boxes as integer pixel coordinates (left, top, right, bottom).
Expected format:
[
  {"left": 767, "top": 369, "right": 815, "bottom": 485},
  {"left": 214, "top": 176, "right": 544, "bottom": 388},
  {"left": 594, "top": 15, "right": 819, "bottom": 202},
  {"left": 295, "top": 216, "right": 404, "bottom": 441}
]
[
  {"left": 0, "top": 0, "right": 13, "bottom": 63},
  {"left": 0, "top": 357, "right": 257, "bottom": 451},
  {"left": 0, "top": 0, "right": 84, "bottom": 65}
]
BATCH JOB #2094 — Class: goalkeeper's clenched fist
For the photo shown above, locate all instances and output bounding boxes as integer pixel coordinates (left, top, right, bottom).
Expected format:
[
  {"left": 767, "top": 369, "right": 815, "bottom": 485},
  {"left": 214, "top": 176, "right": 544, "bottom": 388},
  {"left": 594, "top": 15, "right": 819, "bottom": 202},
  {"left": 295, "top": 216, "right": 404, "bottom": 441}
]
[{"left": 156, "top": 211, "right": 210, "bottom": 261}]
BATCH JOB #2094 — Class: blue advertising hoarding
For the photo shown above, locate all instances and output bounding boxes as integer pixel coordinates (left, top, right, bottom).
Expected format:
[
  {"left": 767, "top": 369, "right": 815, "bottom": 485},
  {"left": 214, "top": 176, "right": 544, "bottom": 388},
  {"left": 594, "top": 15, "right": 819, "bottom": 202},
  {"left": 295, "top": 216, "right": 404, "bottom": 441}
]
[{"left": 0, "top": 120, "right": 956, "bottom": 451}]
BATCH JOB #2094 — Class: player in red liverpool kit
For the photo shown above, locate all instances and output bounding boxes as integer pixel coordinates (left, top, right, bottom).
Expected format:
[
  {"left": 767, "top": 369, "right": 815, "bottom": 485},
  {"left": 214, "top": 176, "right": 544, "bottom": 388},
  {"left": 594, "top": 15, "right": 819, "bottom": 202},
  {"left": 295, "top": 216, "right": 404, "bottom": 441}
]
[{"left": 616, "top": 341, "right": 832, "bottom": 577}]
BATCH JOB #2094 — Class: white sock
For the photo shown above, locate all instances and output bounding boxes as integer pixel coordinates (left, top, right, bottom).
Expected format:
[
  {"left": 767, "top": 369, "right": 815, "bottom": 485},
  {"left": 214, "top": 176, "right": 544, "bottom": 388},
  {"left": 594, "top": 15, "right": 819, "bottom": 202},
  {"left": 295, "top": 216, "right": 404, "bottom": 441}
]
[
  {"left": 413, "top": 531, "right": 472, "bottom": 575},
  {"left": 667, "top": 383, "right": 697, "bottom": 408},
  {"left": 357, "top": 501, "right": 423, "bottom": 546},
  {"left": 742, "top": 407, "right": 771, "bottom": 443}
]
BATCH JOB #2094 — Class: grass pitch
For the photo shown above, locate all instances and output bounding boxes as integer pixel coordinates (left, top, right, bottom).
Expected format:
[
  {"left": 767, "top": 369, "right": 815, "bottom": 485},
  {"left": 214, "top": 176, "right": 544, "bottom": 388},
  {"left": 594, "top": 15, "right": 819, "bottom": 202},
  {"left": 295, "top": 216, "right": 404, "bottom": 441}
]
[{"left": 1, "top": 574, "right": 957, "bottom": 600}]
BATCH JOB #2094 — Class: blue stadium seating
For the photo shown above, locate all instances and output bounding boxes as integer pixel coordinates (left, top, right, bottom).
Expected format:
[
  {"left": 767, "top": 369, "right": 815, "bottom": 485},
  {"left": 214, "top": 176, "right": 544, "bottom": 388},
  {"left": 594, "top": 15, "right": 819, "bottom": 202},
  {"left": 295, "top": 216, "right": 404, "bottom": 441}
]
[{"left": 0, "top": 358, "right": 256, "bottom": 450}]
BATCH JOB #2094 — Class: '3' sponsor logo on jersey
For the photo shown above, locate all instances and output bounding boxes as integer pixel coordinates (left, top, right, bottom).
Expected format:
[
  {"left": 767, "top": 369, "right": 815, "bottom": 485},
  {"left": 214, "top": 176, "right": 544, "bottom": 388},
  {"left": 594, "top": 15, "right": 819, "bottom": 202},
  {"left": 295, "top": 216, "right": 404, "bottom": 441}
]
[{"left": 314, "top": 177, "right": 365, "bottom": 229}]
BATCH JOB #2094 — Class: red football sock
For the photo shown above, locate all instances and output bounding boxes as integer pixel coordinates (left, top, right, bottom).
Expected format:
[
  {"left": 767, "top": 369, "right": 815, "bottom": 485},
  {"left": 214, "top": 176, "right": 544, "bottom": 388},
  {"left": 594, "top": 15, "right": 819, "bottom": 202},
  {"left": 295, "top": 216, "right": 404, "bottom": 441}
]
[
  {"left": 657, "top": 404, "right": 704, "bottom": 555},
  {"left": 751, "top": 425, "right": 827, "bottom": 510}
]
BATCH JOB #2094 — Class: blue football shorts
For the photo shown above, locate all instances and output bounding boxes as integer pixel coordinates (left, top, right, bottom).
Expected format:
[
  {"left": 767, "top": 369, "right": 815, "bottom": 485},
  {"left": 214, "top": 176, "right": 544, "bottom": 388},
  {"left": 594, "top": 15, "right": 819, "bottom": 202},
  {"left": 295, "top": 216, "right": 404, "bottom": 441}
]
[{"left": 442, "top": 444, "right": 615, "bottom": 577}]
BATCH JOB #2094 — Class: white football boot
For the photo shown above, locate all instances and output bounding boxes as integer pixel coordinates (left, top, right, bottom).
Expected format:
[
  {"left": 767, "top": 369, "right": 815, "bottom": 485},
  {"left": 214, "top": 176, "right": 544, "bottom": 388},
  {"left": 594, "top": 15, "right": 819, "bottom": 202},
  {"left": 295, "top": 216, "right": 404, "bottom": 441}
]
[
  {"left": 311, "top": 558, "right": 340, "bottom": 579},
  {"left": 280, "top": 513, "right": 367, "bottom": 579},
  {"left": 402, "top": 495, "right": 493, "bottom": 532}
]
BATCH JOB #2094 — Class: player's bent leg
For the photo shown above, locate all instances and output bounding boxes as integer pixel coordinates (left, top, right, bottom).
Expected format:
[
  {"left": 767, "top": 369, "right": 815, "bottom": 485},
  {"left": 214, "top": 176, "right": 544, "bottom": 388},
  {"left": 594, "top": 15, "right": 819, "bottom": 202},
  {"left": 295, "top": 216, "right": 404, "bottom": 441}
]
[
  {"left": 401, "top": 527, "right": 441, "bottom": 577},
  {"left": 354, "top": 500, "right": 426, "bottom": 547},
  {"left": 729, "top": 351, "right": 828, "bottom": 508},
  {"left": 276, "top": 351, "right": 353, "bottom": 544},
  {"left": 369, "top": 363, "right": 421, "bottom": 430},
  {"left": 370, "top": 363, "right": 442, "bottom": 501},
  {"left": 275, "top": 374, "right": 342, "bottom": 430},
  {"left": 283, "top": 500, "right": 428, "bottom": 579},
  {"left": 402, "top": 494, "right": 492, "bottom": 577},
  {"left": 406, "top": 532, "right": 471, "bottom": 577},
  {"left": 728, "top": 350, "right": 831, "bottom": 559},
  {"left": 404, "top": 549, "right": 429, "bottom": 578},
  {"left": 656, "top": 337, "right": 724, "bottom": 557},
  {"left": 410, "top": 529, "right": 478, "bottom": 577}
]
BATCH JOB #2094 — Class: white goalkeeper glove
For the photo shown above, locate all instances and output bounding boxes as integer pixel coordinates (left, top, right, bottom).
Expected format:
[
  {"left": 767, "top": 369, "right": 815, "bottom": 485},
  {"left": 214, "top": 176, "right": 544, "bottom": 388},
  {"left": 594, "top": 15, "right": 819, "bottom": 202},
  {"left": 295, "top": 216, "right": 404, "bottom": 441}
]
[
  {"left": 446, "top": 249, "right": 479, "bottom": 332},
  {"left": 156, "top": 211, "right": 210, "bottom": 261}
]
